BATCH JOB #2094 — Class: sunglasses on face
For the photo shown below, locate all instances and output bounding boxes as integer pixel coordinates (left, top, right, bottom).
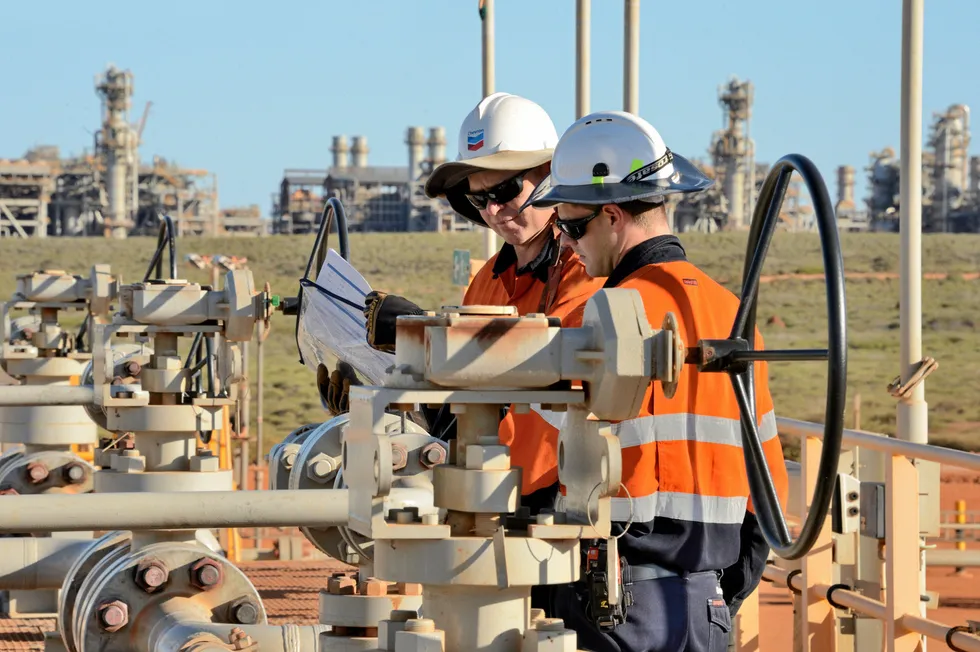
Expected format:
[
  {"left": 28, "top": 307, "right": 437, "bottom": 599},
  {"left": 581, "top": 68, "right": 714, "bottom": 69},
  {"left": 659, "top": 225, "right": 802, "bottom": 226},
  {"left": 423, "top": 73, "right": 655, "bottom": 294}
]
[
  {"left": 555, "top": 207, "right": 602, "bottom": 240},
  {"left": 464, "top": 170, "right": 529, "bottom": 210}
]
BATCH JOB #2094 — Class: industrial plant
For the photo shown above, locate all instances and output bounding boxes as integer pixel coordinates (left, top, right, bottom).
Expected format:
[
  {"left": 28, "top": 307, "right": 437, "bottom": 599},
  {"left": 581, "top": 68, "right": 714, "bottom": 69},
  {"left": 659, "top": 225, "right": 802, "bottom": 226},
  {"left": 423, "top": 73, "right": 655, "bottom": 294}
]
[
  {"left": 0, "top": 65, "right": 263, "bottom": 239},
  {"left": 2, "top": 65, "right": 979, "bottom": 239}
]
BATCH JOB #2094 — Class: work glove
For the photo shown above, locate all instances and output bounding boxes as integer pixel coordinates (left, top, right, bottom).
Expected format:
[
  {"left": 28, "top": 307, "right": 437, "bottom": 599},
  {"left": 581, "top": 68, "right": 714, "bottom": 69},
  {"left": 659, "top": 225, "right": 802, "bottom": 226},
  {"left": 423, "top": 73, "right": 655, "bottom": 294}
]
[
  {"left": 363, "top": 291, "right": 423, "bottom": 353},
  {"left": 324, "top": 360, "right": 360, "bottom": 416}
]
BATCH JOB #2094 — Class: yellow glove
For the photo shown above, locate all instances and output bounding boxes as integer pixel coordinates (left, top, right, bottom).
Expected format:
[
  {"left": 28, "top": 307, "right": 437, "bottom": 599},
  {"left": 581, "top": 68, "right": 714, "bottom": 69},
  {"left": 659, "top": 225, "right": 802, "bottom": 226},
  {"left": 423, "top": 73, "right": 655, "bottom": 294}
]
[
  {"left": 364, "top": 291, "right": 423, "bottom": 353},
  {"left": 325, "top": 361, "right": 360, "bottom": 415}
]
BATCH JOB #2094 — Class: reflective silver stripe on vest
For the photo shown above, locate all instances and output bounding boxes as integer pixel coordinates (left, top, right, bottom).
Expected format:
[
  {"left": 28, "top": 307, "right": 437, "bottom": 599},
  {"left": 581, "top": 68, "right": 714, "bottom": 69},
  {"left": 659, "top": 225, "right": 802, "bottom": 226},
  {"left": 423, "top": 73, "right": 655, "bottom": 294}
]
[
  {"left": 557, "top": 491, "right": 748, "bottom": 525},
  {"left": 611, "top": 410, "right": 777, "bottom": 449}
]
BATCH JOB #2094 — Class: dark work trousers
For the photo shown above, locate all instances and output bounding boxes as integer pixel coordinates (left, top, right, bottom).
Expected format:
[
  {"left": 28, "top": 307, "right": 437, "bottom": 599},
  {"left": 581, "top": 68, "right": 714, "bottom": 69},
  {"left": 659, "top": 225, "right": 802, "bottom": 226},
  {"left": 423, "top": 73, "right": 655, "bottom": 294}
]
[{"left": 550, "top": 570, "right": 731, "bottom": 652}]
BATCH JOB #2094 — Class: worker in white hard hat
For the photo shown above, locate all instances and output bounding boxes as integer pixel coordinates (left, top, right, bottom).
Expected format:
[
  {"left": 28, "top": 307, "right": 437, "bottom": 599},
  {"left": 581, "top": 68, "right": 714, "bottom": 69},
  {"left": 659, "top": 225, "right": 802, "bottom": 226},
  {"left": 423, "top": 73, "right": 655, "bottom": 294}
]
[
  {"left": 335, "top": 92, "right": 604, "bottom": 502},
  {"left": 522, "top": 110, "right": 789, "bottom": 652}
]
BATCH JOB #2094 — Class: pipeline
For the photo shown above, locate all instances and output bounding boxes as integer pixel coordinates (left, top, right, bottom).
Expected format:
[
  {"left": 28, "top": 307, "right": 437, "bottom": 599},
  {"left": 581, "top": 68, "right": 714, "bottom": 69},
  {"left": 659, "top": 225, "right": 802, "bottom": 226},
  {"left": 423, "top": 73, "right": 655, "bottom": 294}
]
[
  {"left": 0, "top": 538, "right": 91, "bottom": 590},
  {"left": 0, "top": 386, "right": 95, "bottom": 406},
  {"left": 0, "top": 489, "right": 350, "bottom": 532}
]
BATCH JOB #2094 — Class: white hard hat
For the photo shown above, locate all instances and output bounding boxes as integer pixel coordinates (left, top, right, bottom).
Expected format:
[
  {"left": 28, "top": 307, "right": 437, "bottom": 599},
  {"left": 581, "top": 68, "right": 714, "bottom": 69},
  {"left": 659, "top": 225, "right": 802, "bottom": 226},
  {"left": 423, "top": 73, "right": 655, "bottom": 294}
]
[
  {"left": 425, "top": 92, "right": 559, "bottom": 226},
  {"left": 523, "top": 110, "right": 712, "bottom": 210}
]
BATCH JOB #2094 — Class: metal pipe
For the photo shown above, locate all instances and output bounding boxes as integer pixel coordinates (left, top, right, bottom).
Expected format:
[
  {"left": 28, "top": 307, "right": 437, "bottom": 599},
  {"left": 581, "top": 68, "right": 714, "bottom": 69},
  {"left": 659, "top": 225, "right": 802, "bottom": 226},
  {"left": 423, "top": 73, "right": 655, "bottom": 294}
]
[
  {"left": 623, "top": 0, "right": 640, "bottom": 114},
  {"left": 0, "top": 386, "right": 94, "bottom": 406},
  {"left": 777, "top": 417, "right": 980, "bottom": 473},
  {"left": 925, "top": 549, "right": 980, "bottom": 567},
  {"left": 765, "top": 562, "right": 980, "bottom": 650},
  {"left": 898, "top": 0, "right": 926, "bottom": 448},
  {"left": 151, "top": 609, "right": 329, "bottom": 652},
  {"left": 0, "top": 489, "right": 350, "bottom": 532},
  {"left": 481, "top": 0, "right": 498, "bottom": 260},
  {"left": 0, "top": 537, "right": 91, "bottom": 590},
  {"left": 576, "top": 0, "right": 590, "bottom": 118}
]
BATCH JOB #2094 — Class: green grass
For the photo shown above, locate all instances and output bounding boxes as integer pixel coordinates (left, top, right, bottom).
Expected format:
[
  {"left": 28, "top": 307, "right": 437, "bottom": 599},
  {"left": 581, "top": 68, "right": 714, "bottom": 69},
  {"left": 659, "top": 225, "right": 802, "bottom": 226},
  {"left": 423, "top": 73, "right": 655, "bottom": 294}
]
[{"left": 1, "top": 231, "right": 977, "bottom": 460}]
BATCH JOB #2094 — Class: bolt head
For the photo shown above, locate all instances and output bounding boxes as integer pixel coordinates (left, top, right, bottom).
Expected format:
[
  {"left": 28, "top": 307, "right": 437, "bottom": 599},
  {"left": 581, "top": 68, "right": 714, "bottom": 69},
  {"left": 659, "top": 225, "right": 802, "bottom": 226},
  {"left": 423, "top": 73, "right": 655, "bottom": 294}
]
[
  {"left": 231, "top": 599, "right": 259, "bottom": 625},
  {"left": 63, "top": 463, "right": 87, "bottom": 484},
  {"left": 190, "top": 558, "right": 223, "bottom": 590},
  {"left": 391, "top": 443, "right": 408, "bottom": 471},
  {"left": 283, "top": 452, "right": 297, "bottom": 468},
  {"left": 136, "top": 561, "right": 169, "bottom": 592},
  {"left": 126, "top": 361, "right": 142, "bottom": 376},
  {"left": 25, "top": 462, "right": 49, "bottom": 484},
  {"left": 97, "top": 600, "right": 129, "bottom": 632}
]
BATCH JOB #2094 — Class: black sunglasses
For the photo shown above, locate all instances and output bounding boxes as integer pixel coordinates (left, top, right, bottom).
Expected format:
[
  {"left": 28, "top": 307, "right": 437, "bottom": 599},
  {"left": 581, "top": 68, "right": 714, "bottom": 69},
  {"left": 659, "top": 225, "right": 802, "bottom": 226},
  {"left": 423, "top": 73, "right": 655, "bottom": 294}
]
[
  {"left": 555, "top": 207, "right": 602, "bottom": 240},
  {"left": 464, "top": 170, "right": 529, "bottom": 210}
]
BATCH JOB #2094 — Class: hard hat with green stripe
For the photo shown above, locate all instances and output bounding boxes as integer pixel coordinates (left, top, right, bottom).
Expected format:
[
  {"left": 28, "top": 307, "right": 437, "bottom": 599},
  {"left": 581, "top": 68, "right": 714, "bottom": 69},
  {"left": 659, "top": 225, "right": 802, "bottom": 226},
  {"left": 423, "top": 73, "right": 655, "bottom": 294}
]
[{"left": 522, "top": 110, "right": 713, "bottom": 210}]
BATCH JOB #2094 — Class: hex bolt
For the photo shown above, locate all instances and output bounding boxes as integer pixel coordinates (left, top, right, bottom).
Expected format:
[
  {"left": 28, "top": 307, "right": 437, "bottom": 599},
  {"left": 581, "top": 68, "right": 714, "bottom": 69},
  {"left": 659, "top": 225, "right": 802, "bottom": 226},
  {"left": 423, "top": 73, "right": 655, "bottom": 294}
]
[
  {"left": 231, "top": 598, "right": 259, "bottom": 625},
  {"left": 190, "top": 558, "right": 223, "bottom": 590},
  {"left": 308, "top": 458, "right": 335, "bottom": 481},
  {"left": 420, "top": 443, "right": 447, "bottom": 468},
  {"left": 391, "top": 443, "right": 408, "bottom": 471},
  {"left": 126, "top": 361, "right": 142, "bottom": 376},
  {"left": 136, "top": 560, "right": 169, "bottom": 592},
  {"left": 283, "top": 452, "right": 297, "bottom": 469},
  {"left": 25, "top": 462, "right": 49, "bottom": 485},
  {"left": 97, "top": 600, "right": 129, "bottom": 632},
  {"left": 63, "top": 463, "right": 87, "bottom": 485}
]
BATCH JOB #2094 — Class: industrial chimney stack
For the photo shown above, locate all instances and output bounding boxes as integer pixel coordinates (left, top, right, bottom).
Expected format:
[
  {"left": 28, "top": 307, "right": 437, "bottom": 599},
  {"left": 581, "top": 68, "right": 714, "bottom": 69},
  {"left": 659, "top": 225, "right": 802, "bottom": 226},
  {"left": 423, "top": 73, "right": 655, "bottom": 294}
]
[
  {"left": 836, "top": 165, "right": 855, "bottom": 209},
  {"left": 407, "top": 127, "right": 426, "bottom": 182},
  {"left": 427, "top": 127, "right": 447, "bottom": 167},
  {"left": 351, "top": 136, "right": 369, "bottom": 168},
  {"left": 331, "top": 135, "right": 349, "bottom": 169}
]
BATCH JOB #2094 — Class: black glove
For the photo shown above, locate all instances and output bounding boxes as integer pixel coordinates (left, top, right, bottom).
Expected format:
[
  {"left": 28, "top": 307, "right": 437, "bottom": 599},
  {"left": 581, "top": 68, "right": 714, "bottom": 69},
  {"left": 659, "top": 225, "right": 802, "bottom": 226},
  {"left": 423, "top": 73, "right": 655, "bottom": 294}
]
[
  {"left": 325, "top": 360, "right": 360, "bottom": 415},
  {"left": 363, "top": 291, "right": 423, "bottom": 353}
]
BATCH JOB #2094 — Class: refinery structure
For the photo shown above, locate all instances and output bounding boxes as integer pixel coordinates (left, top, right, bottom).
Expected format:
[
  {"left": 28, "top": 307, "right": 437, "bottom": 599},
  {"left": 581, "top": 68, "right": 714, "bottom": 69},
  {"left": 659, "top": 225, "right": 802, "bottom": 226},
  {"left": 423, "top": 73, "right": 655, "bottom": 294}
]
[
  {"left": 3, "top": 68, "right": 980, "bottom": 239},
  {"left": 0, "top": 65, "right": 263, "bottom": 239}
]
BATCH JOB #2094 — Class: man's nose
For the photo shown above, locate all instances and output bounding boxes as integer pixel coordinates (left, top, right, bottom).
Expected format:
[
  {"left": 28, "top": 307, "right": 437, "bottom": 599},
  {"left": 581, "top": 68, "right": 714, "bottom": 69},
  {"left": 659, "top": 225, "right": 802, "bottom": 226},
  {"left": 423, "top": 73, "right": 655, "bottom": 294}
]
[
  {"left": 484, "top": 201, "right": 504, "bottom": 217},
  {"left": 559, "top": 232, "right": 575, "bottom": 249}
]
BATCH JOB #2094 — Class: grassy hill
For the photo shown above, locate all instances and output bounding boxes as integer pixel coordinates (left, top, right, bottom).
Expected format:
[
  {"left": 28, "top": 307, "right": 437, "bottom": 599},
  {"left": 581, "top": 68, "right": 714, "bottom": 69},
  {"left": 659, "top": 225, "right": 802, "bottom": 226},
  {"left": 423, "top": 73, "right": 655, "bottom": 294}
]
[{"left": 1, "top": 230, "right": 977, "bottom": 459}]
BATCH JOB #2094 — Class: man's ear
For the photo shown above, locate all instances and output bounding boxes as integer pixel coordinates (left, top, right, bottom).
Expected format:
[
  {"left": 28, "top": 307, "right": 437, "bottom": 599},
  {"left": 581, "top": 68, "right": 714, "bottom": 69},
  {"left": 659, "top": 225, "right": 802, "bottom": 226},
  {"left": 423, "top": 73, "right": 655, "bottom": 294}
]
[{"left": 605, "top": 204, "right": 630, "bottom": 232}]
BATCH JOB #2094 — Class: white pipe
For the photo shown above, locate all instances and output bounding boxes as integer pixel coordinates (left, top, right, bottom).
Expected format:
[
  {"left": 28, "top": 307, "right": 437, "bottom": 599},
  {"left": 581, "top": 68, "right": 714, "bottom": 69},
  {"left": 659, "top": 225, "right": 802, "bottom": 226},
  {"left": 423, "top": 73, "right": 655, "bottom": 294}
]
[
  {"left": 0, "top": 537, "right": 91, "bottom": 590},
  {"left": 623, "top": 0, "right": 640, "bottom": 114},
  {"left": 0, "top": 489, "right": 350, "bottom": 532},
  {"left": 0, "top": 386, "right": 94, "bottom": 406},
  {"left": 481, "top": 0, "right": 498, "bottom": 260},
  {"left": 576, "top": 0, "right": 591, "bottom": 118}
]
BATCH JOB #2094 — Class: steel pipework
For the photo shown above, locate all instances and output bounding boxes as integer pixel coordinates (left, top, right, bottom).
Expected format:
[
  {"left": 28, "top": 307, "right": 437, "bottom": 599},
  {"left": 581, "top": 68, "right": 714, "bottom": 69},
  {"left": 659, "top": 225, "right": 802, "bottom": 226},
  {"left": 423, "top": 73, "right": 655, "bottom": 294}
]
[
  {"left": 0, "top": 386, "right": 95, "bottom": 406},
  {"left": 0, "top": 537, "right": 91, "bottom": 590},
  {"left": 0, "top": 489, "right": 350, "bottom": 532}
]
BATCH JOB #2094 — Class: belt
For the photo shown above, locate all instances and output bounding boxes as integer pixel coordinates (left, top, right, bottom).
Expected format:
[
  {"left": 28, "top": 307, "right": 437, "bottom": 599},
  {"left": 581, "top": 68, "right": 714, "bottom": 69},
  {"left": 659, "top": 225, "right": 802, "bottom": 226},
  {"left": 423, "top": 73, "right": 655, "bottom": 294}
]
[{"left": 626, "top": 563, "right": 721, "bottom": 583}]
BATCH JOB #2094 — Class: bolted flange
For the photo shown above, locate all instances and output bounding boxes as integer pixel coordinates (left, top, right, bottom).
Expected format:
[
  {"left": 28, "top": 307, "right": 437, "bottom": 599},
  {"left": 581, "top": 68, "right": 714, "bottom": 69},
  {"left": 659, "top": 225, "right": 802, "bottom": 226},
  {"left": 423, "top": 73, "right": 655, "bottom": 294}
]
[
  {"left": 97, "top": 600, "right": 129, "bottom": 632},
  {"left": 135, "top": 558, "right": 169, "bottom": 593},
  {"left": 190, "top": 558, "right": 223, "bottom": 590}
]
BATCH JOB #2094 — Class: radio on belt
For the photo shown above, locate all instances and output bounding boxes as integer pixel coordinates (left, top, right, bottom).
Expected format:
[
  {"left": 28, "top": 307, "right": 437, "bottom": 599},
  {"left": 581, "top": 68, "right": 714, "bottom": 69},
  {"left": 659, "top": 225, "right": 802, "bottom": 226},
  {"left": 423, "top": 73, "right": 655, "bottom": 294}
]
[{"left": 583, "top": 536, "right": 633, "bottom": 631}]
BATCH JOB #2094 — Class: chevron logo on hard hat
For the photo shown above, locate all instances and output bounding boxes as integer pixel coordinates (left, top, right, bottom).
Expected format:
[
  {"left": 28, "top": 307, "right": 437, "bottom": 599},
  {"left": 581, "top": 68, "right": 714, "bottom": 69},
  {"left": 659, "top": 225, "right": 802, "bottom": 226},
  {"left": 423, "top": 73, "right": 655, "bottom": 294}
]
[{"left": 467, "top": 129, "right": 485, "bottom": 151}]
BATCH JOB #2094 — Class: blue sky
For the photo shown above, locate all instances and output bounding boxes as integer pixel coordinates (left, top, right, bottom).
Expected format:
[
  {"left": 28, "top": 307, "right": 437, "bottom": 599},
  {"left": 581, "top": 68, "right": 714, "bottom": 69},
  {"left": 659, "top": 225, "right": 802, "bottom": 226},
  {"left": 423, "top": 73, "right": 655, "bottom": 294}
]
[{"left": 2, "top": 0, "right": 977, "bottom": 214}]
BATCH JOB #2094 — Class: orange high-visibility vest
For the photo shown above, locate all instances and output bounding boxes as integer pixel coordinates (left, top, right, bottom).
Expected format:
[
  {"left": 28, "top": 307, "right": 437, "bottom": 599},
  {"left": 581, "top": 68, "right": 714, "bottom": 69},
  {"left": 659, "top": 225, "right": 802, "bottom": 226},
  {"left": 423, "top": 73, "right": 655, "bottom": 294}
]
[
  {"left": 551, "top": 239, "right": 788, "bottom": 571},
  {"left": 464, "top": 234, "right": 605, "bottom": 496}
]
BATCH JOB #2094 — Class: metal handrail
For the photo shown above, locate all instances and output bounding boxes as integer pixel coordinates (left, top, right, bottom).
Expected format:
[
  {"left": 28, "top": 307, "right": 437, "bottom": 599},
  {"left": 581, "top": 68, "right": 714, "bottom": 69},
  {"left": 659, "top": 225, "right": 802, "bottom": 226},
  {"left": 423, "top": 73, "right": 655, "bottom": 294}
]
[{"left": 777, "top": 417, "right": 980, "bottom": 473}]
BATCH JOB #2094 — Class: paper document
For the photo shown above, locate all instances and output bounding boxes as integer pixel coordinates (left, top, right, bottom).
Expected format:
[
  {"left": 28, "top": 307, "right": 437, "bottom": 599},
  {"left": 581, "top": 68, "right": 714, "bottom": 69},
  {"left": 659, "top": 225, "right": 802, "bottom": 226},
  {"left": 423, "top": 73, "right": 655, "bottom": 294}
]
[{"left": 296, "top": 248, "right": 396, "bottom": 385}]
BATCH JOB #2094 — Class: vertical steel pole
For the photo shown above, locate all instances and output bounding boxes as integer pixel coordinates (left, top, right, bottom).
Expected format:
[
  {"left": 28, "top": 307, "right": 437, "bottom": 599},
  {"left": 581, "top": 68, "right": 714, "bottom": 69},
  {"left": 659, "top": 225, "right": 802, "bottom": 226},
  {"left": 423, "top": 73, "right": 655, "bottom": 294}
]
[
  {"left": 899, "top": 0, "right": 928, "bottom": 646},
  {"left": 623, "top": 0, "right": 640, "bottom": 114},
  {"left": 576, "top": 0, "right": 591, "bottom": 119},
  {"left": 481, "top": 0, "right": 497, "bottom": 260}
]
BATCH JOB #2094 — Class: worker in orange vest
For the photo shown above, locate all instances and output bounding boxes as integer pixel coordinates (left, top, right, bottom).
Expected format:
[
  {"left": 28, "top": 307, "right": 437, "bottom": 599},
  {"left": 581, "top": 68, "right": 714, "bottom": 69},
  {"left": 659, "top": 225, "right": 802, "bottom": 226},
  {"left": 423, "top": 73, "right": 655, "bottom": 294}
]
[
  {"left": 330, "top": 93, "right": 604, "bottom": 519},
  {"left": 522, "top": 110, "right": 789, "bottom": 652}
]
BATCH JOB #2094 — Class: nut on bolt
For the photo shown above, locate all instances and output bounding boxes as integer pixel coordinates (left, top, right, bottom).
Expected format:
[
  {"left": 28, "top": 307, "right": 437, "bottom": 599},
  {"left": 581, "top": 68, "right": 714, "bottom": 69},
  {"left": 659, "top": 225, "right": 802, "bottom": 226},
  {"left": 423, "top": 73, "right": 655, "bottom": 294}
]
[
  {"left": 135, "top": 558, "right": 170, "bottom": 593},
  {"left": 391, "top": 443, "right": 408, "bottom": 471},
  {"left": 420, "top": 443, "right": 446, "bottom": 468},
  {"left": 230, "top": 597, "right": 260, "bottom": 625},
  {"left": 190, "top": 558, "right": 223, "bottom": 590},
  {"left": 97, "top": 600, "right": 129, "bottom": 632},
  {"left": 25, "top": 462, "right": 49, "bottom": 484},
  {"left": 63, "top": 462, "right": 88, "bottom": 485}
]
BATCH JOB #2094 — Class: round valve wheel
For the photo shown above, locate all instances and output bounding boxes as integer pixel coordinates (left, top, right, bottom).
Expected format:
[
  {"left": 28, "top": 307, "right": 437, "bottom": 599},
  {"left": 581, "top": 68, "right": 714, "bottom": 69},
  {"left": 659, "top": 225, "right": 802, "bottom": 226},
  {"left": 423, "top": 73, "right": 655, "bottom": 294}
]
[{"left": 689, "top": 154, "right": 846, "bottom": 560}]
